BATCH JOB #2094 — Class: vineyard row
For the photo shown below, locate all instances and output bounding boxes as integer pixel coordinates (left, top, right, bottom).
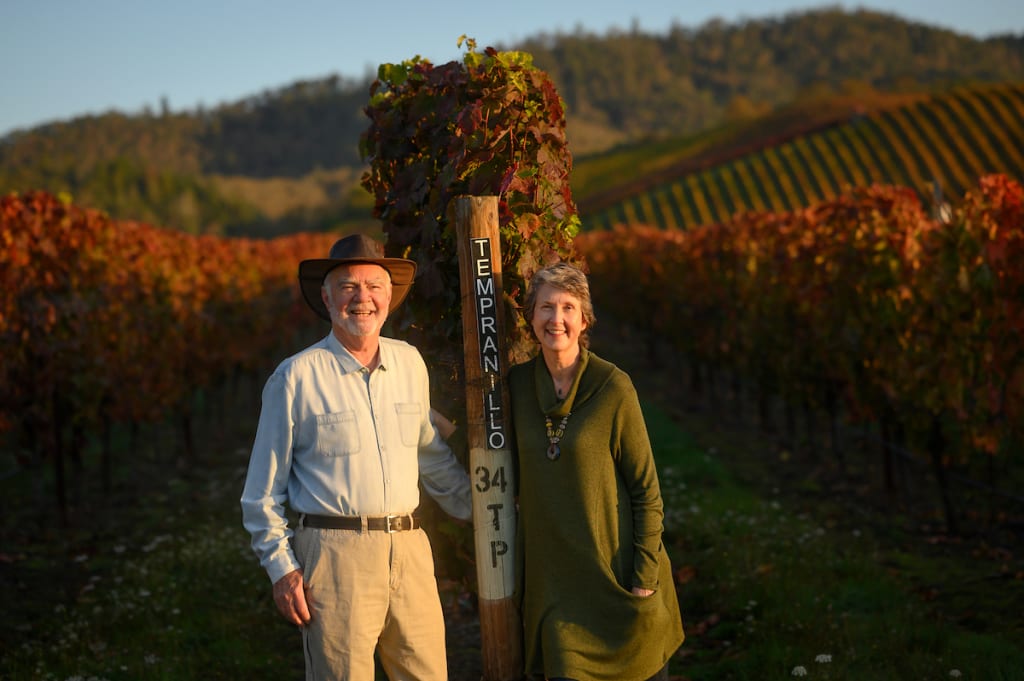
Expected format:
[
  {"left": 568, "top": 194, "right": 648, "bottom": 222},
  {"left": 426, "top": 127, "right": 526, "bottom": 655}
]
[
  {"left": 1, "top": 191, "right": 337, "bottom": 514},
  {"left": 586, "top": 83, "right": 1024, "bottom": 231},
  {"left": 578, "top": 174, "right": 1024, "bottom": 529}
]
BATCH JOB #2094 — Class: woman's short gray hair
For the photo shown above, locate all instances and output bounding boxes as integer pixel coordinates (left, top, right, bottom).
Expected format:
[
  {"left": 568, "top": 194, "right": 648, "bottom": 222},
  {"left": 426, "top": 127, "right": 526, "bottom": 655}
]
[{"left": 523, "top": 262, "right": 597, "bottom": 348}]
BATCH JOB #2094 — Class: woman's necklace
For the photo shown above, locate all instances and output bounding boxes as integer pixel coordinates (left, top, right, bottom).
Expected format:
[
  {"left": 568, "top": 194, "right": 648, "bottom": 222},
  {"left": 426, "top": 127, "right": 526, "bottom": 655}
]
[{"left": 544, "top": 412, "right": 571, "bottom": 461}]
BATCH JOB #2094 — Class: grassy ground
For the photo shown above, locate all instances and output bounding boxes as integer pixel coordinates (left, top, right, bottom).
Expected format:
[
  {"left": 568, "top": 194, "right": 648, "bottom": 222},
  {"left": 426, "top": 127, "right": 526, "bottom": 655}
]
[
  {"left": 0, "top": 389, "right": 305, "bottom": 680},
  {"left": 648, "top": 401, "right": 1023, "bottom": 679},
  {"left": 2, "top": 335, "right": 1024, "bottom": 680}
]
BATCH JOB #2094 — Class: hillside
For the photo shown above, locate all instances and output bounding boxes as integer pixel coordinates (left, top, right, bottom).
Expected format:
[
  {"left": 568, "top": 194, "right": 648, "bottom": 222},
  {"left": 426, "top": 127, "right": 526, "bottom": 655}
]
[
  {"left": 577, "top": 82, "right": 1024, "bottom": 229},
  {"left": 0, "top": 78, "right": 372, "bottom": 237},
  {"left": 526, "top": 8, "right": 1024, "bottom": 152},
  {"left": 1, "top": 7, "right": 1023, "bottom": 236}
]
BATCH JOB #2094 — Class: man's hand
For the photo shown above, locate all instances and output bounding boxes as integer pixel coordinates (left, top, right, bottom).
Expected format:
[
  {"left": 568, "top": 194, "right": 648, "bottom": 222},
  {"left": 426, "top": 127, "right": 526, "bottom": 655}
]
[
  {"left": 273, "top": 568, "right": 312, "bottom": 626},
  {"left": 631, "top": 586, "right": 655, "bottom": 597}
]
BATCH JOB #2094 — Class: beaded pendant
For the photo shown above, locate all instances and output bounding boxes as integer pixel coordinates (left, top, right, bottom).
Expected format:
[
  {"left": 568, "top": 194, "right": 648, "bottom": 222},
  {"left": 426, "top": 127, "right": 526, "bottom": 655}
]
[{"left": 544, "top": 413, "right": 571, "bottom": 461}]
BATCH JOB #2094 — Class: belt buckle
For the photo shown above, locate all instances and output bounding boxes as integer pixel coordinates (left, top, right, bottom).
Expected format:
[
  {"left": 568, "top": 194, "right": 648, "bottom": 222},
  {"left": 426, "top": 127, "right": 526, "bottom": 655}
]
[{"left": 385, "top": 514, "right": 400, "bottom": 533}]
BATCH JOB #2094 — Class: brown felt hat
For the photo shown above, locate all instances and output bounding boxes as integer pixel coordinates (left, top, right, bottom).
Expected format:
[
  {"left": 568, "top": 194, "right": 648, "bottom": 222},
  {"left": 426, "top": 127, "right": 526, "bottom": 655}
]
[{"left": 298, "top": 234, "right": 416, "bottom": 321}]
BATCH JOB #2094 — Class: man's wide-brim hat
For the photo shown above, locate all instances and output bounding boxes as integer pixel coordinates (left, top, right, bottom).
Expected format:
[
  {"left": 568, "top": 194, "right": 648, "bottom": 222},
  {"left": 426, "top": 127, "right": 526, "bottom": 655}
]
[{"left": 298, "top": 234, "right": 416, "bottom": 321}]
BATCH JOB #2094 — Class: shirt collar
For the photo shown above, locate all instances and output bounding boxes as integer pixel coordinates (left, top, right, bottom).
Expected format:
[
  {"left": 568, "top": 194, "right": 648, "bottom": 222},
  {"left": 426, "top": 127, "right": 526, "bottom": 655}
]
[{"left": 324, "top": 332, "right": 389, "bottom": 373}]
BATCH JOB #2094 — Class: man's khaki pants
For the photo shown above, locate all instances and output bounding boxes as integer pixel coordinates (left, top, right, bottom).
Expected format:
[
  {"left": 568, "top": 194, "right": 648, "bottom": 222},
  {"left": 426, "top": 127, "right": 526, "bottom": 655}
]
[{"left": 293, "top": 524, "right": 448, "bottom": 681}]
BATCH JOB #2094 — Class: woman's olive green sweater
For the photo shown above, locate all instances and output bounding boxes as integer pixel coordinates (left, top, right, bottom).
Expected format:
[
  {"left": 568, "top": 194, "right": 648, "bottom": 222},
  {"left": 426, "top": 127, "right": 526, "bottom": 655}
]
[{"left": 509, "top": 349, "right": 684, "bottom": 681}]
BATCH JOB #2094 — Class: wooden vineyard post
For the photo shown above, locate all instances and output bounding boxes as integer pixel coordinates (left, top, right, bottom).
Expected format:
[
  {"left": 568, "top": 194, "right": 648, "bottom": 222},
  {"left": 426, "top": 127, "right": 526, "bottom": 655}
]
[{"left": 454, "top": 196, "right": 524, "bottom": 680}]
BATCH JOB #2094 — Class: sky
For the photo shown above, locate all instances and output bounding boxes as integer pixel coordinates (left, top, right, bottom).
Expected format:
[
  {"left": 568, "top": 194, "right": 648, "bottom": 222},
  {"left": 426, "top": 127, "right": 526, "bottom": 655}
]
[{"left": 1, "top": 0, "right": 1021, "bottom": 137}]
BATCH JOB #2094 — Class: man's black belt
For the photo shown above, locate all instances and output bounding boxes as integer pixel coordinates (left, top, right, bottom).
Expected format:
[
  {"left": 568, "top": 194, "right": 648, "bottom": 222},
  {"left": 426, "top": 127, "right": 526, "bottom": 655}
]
[{"left": 302, "top": 513, "right": 418, "bottom": 532}]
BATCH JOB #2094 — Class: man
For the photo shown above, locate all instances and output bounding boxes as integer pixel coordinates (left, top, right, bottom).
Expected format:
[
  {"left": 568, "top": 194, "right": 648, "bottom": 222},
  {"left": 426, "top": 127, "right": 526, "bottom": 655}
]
[{"left": 241, "top": 234, "right": 472, "bottom": 680}]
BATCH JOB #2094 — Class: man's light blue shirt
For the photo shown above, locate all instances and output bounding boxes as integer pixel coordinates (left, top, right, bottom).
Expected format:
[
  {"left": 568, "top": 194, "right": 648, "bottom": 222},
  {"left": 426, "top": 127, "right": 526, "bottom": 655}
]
[{"left": 241, "top": 332, "right": 472, "bottom": 583}]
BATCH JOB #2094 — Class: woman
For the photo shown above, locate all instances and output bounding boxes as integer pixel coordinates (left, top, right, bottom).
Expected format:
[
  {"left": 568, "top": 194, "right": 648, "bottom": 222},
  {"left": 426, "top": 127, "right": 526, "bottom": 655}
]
[{"left": 509, "top": 262, "right": 684, "bottom": 681}]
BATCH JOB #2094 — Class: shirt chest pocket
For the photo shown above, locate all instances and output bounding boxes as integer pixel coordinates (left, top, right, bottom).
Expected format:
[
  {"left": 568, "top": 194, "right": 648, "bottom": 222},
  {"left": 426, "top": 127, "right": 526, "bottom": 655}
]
[
  {"left": 394, "top": 403, "right": 421, "bottom": 447},
  {"left": 315, "top": 410, "right": 360, "bottom": 457}
]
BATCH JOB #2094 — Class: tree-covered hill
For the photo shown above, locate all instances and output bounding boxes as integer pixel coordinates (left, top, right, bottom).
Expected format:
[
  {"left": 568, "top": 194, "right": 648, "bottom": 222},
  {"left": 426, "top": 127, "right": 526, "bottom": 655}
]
[
  {"left": 0, "top": 77, "right": 372, "bottom": 236},
  {"left": 1, "top": 7, "right": 1021, "bottom": 236},
  {"left": 524, "top": 7, "right": 1024, "bottom": 152}
]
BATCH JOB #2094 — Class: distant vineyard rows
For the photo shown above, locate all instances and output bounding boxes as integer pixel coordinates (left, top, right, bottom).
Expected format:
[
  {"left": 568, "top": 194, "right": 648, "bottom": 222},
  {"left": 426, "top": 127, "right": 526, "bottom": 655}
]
[{"left": 585, "top": 83, "right": 1024, "bottom": 230}]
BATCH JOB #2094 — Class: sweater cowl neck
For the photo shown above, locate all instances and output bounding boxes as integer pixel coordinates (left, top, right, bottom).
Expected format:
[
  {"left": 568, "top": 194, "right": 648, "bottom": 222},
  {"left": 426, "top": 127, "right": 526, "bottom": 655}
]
[{"left": 534, "top": 348, "right": 617, "bottom": 418}]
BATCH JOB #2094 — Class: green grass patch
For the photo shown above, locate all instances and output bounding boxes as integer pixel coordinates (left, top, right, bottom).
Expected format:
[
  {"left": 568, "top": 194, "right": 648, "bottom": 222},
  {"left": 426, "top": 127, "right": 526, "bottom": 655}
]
[
  {"left": 0, "top": 431, "right": 305, "bottom": 681},
  {"left": 643, "top": 400, "right": 1024, "bottom": 680}
]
